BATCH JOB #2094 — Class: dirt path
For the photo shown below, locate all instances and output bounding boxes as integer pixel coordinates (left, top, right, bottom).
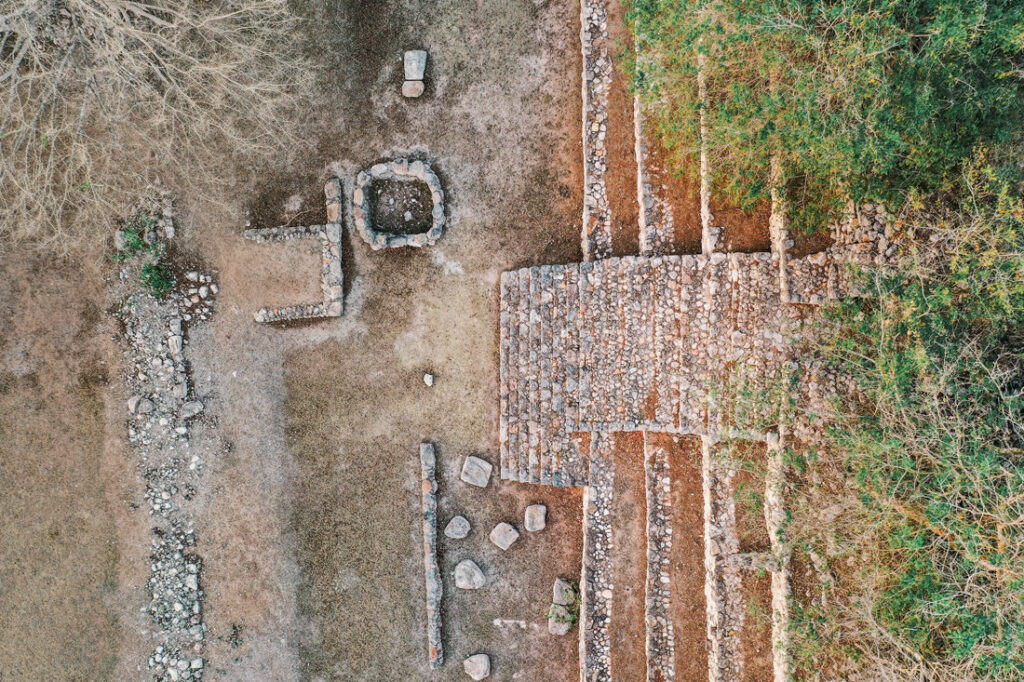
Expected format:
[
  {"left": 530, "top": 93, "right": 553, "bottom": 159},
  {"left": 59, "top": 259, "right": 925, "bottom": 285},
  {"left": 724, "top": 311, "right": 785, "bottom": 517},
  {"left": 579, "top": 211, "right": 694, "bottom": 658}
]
[
  {"left": 658, "top": 434, "right": 709, "bottom": 682},
  {"left": 608, "top": 432, "right": 647, "bottom": 680}
]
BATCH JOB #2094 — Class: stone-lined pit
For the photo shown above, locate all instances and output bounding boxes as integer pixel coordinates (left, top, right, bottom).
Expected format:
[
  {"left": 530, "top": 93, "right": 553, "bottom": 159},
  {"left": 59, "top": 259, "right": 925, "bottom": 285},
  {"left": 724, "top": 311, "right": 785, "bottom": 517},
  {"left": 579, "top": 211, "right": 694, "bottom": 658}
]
[{"left": 352, "top": 158, "right": 445, "bottom": 249}]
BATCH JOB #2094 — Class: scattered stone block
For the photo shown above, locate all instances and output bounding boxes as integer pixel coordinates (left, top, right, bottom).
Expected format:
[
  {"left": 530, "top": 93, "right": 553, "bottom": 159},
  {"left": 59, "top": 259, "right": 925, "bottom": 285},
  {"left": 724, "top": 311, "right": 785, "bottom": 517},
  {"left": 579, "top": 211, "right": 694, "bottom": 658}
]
[
  {"left": 552, "top": 577, "right": 575, "bottom": 606},
  {"left": 463, "top": 653, "right": 491, "bottom": 680},
  {"left": 444, "top": 515, "right": 470, "bottom": 540},
  {"left": 402, "top": 80, "right": 425, "bottom": 98},
  {"left": 404, "top": 50, "right": 428, "bottom": 80},
  {"left": 460, "top": 456, "right": 493, "bottom": 488},
  {"left": 423, "top": 372, "right": 435, "bottom": 387},
  {"left": 181, "top": 401, "right": 204, "bottom": 419},
  {"left": 489, "top": 522, "right": 520, "bottom": 551},
  {"left": 454, "top": 559, "right": 485, "bottom": 590},
  {"left": 524, "top": 504, "right": 547, "bottom": 532},
  {"left": 547, "top": 604, "right": 572, "bottom": 635}
]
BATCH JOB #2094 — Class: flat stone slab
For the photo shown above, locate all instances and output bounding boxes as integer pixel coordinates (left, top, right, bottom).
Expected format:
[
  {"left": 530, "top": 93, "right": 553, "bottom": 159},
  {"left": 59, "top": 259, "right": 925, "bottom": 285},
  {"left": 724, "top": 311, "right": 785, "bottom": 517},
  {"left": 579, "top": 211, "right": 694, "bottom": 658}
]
[
  {"left": 525, "top": 504, "right": 547, "bottom": 532},
  {"left": 444, "top": 515, "right": 470, "bottom": 540},
  {"left": 460, "top": 456, "right": 493, "bottom": 488},
  {"left": 404, "top": 50, "right": 428, "bottom": 80},
  {"left": 489, "top": 522, "right": 520, "bottom": 551},
  {"left": 454, "top": 559, "right": 486, "bottom": 590},
  {"left": 463, "top": 653, "right": 491, "bottom": 680}
]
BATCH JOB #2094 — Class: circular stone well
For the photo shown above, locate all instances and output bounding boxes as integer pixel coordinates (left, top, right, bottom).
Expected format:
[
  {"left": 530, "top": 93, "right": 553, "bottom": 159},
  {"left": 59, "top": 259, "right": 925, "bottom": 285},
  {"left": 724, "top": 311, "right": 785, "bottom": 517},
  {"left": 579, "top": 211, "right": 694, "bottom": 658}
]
[{"left": 352, "top": 158, "right": 445, "bottom": 250}]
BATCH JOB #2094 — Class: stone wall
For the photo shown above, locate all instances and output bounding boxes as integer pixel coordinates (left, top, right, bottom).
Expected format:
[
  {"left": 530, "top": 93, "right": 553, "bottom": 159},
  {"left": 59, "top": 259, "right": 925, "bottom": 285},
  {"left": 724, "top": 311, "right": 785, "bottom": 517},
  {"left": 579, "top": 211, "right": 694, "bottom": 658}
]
[
  {"left": 643, "top": 436, "right": 676, "bottom": 680},
  {"left": 580, "top": 433, "right": 615, "bottom": 682},
  {"left": 580, "top": 0, "right": 613, "bottom": 260},
  {"left": 243, "top": 179, "right": 344, "bottom": 324},
  {"left": 418, "top": 442, "right": 444, "bottom": 669}
]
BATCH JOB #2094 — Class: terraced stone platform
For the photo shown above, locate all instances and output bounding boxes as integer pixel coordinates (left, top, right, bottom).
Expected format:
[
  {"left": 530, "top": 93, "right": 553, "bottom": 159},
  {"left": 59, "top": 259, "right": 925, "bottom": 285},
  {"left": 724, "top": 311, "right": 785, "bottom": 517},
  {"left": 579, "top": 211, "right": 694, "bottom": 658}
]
[{"left": 498, "top": 252, "right": 820, "bottom": 486}]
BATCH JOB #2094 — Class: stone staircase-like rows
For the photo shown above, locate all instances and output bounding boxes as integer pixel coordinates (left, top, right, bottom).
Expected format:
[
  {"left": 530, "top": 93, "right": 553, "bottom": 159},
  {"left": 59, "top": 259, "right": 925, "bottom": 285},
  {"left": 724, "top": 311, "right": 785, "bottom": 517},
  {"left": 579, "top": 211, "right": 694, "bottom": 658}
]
[{"left": 499, "top": 253, "right": 804, "bottom": 486}]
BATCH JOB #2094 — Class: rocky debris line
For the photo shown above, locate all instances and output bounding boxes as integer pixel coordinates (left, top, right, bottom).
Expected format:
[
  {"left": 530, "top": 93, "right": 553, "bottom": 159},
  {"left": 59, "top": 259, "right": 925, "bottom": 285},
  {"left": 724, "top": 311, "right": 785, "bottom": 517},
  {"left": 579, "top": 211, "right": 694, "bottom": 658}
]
[
  {"left": 581, "top": 433, "right": 615, "bottom": 682},
  {"left": 633, "top": 95, "right": 676, "bottom": 257},
  {"left": 524, "top": 504, "right": 547, "bottom": 532},
  {"left": 782, "top": 203, "right": 895, "bottom": 305},
  {"left": 463, "top": 653, "right": 491, "bottom": 680},
  {"left": 460, "top": 455, "right": 493, "bottom": 488},
  {"left": 454, "top": 559, "right": 486, "bottom": 590},
  {"left": 418, "top": 442, "right": 443, "bottom": 669},
  {"left": 353, "top": 158, "right": 445, "bottom": 250},
  {"left": 243, "top": 179, "right": 344, "bottom": 324},
  {"left": 499, "top": 253, "right": 813, "bottom": 485},
  {"left": 117, "top": 192, "right": 216, "bottom": 681},
  {"left": 488, "top": 522, "right": 520, "bottom": 551},
  {"left": 765, "top": 433, "right": 792, "bottom": 682},
  {"left": 701, "top": 437, "right": 744, "bottom": 682},
  {"left": 444, "top": 515, "right": 471, "bottom": 540},
  {"left": 548, "top": 577, "right": 579, "bottom": 636},
  {"left": 580, "top": 0, "right": 612, "bottom": 260},
  {"left": 644, "top": 437, "right": 676, "bottom": 681},
  {"left": 402, "top": 50, "right": 428, "bottom": 99}
]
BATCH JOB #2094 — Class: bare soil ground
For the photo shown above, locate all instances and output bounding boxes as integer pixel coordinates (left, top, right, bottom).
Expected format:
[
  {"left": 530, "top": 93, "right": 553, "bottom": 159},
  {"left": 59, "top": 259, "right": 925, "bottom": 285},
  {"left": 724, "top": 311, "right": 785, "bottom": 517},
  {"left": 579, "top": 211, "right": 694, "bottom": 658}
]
[
  {"left": 739, "top": 572, "right": 774, "bottom": 682},
  {"left": 662, "top": 434, "right": 709, "bottom": 682},
  {"left": 644, "top": 134, "right": 704, "bottom": 255},
  {"left": 161, "top": 0, "right": 588, "bottom": 679},
  {"left": 607, "top": 432, "right": 648, "bottom": 680},
  {"left": 0, "top": 252, "right": 150, "bottom": 681}
]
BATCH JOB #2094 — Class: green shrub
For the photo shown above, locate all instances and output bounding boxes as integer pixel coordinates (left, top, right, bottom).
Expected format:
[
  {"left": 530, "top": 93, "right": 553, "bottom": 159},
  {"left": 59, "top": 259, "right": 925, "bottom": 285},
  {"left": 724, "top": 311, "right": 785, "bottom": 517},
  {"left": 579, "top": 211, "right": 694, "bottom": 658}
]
[
  {"left": 629, "top": 0, "right": 1024, "bottom": 231},
  {"left": 790, "top": 158, "right": 1024, "bottom": 679},
  {"left": 139, "top": 262, "right": 175, "bottom": 299}
]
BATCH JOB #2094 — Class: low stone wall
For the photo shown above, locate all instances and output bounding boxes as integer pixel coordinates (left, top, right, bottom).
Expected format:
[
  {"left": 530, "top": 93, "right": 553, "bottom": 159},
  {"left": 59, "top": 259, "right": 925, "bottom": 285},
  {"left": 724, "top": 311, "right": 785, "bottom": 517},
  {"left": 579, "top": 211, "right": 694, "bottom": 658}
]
[
  {"left": 244, "top": 179, "right": 344, "bottom": 324},
  {"left": 352, "top": 158, "right": 445, "bottom": 250},
  {"left": 580, "top": 0, "right": 613, "bottom": 260},
  {"left": 701, "top": 436, "right": 744, "bottom": 682},
  {"left": 643, "top": 436, "right": 676, "bottom": 680},
  {"left": 580, "top": 433, "right": 614, "bottom": 682},
  {"left": 419, "top": 442, "right": 444, "bottom": 669},
  {"left": 765, "top": 432, "right": 792, "bottom": 682},
  {"left": 634, "top": 95, "right": 677, "bottom": 258}
]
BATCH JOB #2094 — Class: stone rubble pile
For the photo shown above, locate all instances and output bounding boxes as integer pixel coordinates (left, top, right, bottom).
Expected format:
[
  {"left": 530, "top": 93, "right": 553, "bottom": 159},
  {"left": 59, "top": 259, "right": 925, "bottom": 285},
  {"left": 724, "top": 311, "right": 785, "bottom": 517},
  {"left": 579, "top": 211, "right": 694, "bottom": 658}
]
[{"left": 116, "top": 192, "right": 216, "bottom": 681}]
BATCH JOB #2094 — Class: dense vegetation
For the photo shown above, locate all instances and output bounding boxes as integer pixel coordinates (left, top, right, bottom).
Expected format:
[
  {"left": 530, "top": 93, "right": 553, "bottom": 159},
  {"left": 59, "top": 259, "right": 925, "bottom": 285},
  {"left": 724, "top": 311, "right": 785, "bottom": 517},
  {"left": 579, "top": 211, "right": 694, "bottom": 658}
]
[
  {"left": 790, "top": 163, "right": 1024, "bottom": 679},
  {"left": 629, "top": 0, "right": 1024, "bottom": 229},
  {"left": 630, "top": 2, "right": 1024, "bottom": 678}
]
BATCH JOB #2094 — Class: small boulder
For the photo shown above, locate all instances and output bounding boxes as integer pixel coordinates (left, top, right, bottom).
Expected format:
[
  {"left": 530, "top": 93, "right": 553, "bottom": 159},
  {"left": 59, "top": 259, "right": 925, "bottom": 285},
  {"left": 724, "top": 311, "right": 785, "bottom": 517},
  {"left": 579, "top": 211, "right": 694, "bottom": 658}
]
[
  {"left": 181, "top": 401, "right": 204, "bottom": 419},
  {"left": 460, "top": 456, "right": 493, "bottom": 488},
  {"left": 524, "top": 504, "right": 547, "bottom": 532},
  {"left": 547, "top": 604, "right": 572, "bottom": 636},
  {"left": 444, "top": 515, "right": 470, "bottom": 540},
  {"left": 489, "top": 522, "right": 520, "bottom": 551},
  {"left": 423, "top": 372, "right": 435, "bottom": 387},
  {"left": 404, "top": 50, "right": 428, "bottom": 80},
  {"left": 402, "top": 80, "right": 425, "bottom": 98},
  {"left": 454, "top": 559, "right": 486, "bottom": 590},
  {"left": 463, "top": 653, "right": 490, "bottom": 680},
  {"left": 552, "top": 577, "right": 576, "bottom": 606}
]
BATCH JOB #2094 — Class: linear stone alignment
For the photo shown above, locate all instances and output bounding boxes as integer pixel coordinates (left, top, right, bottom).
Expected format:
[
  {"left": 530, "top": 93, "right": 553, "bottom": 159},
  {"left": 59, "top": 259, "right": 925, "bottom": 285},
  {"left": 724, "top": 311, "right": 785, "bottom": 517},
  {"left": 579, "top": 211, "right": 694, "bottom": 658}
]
[
  {"left": 244, "top": 179, "right": 344, "bottom": 323},
  {"left": 765, "top": 432, "right": 792, "bottom": 682},
  {"left": 634, "top": 96, "right": 676, "bottom": 258},
  {"left": 419, "top": 442, "right": 444, "bottom": 669},
  {"left": 701, "top": 436, "right": 744, "bottom": 682},
  {"left": 117, "top": 193, "right": 213, "bottom": 681},
  {"left": 498, "top": 251, "right": 826, "bottom": 485},
  {"left": 580, "top": 0, "right": 613, "bottom": 260},
  {"left": 581, "top": 433, "right": 615, "bottom": 682},
  {"left": 643, "top": 434, "right": 676, "bottom": 681}
]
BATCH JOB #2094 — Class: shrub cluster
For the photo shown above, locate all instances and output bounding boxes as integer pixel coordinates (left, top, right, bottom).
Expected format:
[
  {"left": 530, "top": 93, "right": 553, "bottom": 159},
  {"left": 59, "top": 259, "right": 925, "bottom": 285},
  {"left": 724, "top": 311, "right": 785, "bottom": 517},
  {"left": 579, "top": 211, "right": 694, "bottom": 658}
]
[{"left": 629, "top": 0, "right": 1024, "bottom": 230}]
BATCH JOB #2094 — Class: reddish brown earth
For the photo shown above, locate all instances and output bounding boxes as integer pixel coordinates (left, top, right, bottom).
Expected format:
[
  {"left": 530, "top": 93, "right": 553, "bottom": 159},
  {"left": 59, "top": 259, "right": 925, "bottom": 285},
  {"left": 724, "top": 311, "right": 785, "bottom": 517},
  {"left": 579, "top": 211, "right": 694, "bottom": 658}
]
[
  {"left": 739, "top": 571, "right": 774, "bottom": 682},
  {"left": 608, "top": 432, "right": 649, "bottom": 680},
  {"left": 661, "top": 434, "right": 710, "bottom": 682},
  {"left": 645, "top": 134, "right": 704, "bottom": 255},
  {"left": 605, "top": 0, "right": 641, "bottom": 257}
]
